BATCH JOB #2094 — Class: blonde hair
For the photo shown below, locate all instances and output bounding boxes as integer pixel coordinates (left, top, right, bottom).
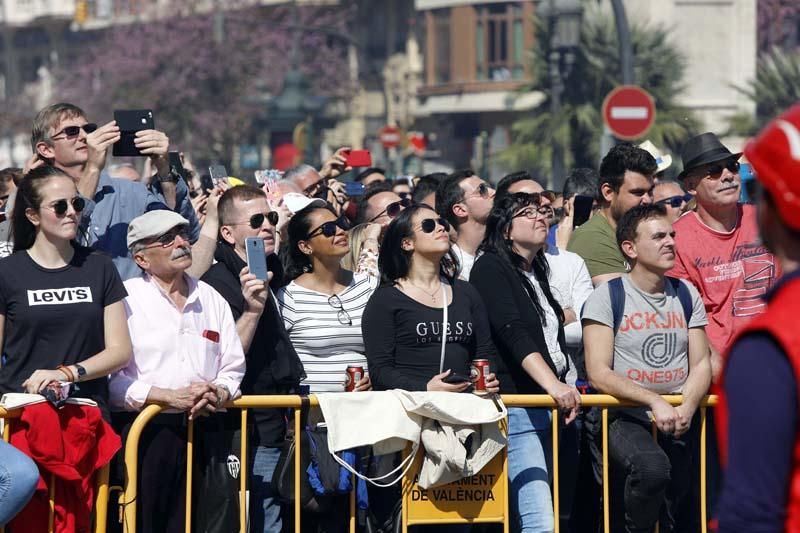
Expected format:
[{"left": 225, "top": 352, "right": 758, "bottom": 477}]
[{"left": 341, "top": 223, "right": 371, "bottom": 271}]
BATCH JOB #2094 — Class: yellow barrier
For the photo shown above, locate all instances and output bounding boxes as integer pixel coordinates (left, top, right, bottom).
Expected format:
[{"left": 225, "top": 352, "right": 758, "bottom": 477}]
[
  {"left": 118, "top": 394, "right": 718, "bottom": 533},
  {"left": 0, "top": 406, "right": 110, "bottom": 533}
]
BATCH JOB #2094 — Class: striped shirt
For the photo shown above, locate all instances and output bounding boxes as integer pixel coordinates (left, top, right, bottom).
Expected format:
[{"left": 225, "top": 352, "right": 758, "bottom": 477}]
[{"left": 276, "top": 273, "right": 378, "bottom": 392}]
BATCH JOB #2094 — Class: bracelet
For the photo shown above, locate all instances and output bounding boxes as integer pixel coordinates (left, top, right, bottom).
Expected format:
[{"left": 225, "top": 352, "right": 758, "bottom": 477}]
[{"left": 57, "top": 365, "right": 75, "bottom": 382}]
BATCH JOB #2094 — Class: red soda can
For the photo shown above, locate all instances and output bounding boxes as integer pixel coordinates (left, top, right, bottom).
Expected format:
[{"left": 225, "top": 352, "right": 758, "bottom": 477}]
[
  {"left": 470, "top": 359, "right": 490, "bottom": 392},
  {"left": 345, "top": 366, "right": 364, "bottom": 392}
]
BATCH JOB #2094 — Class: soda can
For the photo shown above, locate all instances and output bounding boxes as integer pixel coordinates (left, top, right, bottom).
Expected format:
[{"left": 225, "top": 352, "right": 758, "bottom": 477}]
[
  {"left": 470, "top": 359, "right": 490, "bottom": 392},
  {"left": 345, "top": 366, "right": 364, "bottom": 392}
]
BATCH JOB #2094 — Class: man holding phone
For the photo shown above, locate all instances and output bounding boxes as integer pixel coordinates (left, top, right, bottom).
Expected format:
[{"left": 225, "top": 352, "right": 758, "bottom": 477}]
[
  {"left": 201, "top": 185, "right": 305, "bottom": 533},
  {"left": 28, "top": 103, "right": 204, "bottom": 280}
]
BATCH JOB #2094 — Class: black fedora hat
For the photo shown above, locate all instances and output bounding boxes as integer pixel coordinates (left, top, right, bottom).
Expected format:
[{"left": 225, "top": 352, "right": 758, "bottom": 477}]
[{"left": 677, "top": 132, "right": 742, "bottom": 180}]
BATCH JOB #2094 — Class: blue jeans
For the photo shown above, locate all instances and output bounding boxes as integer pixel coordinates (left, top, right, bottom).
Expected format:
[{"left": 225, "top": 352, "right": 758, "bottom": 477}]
[
  {"left": 0, "top": 439, "right": 39, "bottom": 525},
  {"left": 249, "top": 445, "right": 282, "bottom": 533},
  {"left": 507, "top": 407, "right": 554, "bottom": 533}
]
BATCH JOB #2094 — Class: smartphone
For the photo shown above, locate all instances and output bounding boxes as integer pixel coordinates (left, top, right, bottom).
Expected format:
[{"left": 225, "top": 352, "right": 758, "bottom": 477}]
[
  {"left": 208, "top": 165, "right": 228, "bottom": 187},
  {"left": 442, "top": 372, "right": 472, "bottom": 384},
  {"left": 245, "top": 237, "right": 269, "bottom": 281},
  {"left": 344, "top": 149, "right": 372, "bottom": 167},
  {"left": 255, "top": 169, "right": 283, "bottom": 185},
  {"left": 199, "top": 173, "right": 214, "bottom": 192},
  {"left": 113, "top": 109, "right": 154, "bottom": 157},
  {"left": 345, "top": 181, "right": 365, "bottom": 197},
  {"left": 572, "top": 195, "right": 594, "bottom": 228},
  {"left": 168, "top": 151, "right": 187, "bottom": 181}
]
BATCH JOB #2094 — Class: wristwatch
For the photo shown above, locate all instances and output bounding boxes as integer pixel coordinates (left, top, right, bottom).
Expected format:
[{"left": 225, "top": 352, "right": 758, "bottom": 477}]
[{"left": 75, "top": 364, "right": 87, "bottom": 383}]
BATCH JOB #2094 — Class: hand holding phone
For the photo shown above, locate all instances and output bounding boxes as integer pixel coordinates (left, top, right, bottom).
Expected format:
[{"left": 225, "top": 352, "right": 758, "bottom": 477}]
[
  {"left": 208, "top": 165, "right": 228, "bottom": 187},
  {"left": 113, "top": 110, "right": 154, "bottom": 157},
  {"left": 245, "top": 237, "right": 269, "bottom": 281},
  {"left": 572, "top": 195, "right": 594, "bottom": 229},
  {"left": 345, "top": 181, "right": 365, "bottom": 197}
]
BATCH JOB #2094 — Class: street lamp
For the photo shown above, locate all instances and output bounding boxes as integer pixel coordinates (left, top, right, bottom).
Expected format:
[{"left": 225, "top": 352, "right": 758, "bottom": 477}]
[{"left": 540, "top": 0, "right": 583, "bottom": 191}]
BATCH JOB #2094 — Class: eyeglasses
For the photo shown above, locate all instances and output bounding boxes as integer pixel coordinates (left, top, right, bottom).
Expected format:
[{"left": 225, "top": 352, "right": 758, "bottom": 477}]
[
  {"left": 369, "top": 197, "right": 412, "bottom": 222},
  {"left": 512, "top": 205, "right": 553, "bottom": 220},
  {"left": 142, "top": 228, "right": 191, "bottom": 249},
  {"left": 416, "top": 217, "right": 450, "bottom": 233},
  {"left": 306, "top": 216, "right": 350, "bottom": 239},
  {"left": 466, "top": 182, "right": 491, "bottom": 199},
  {"left": 328, "top": 294, "right": 352, "bottom": 326},
  {"left": 43, "top": 197, "right": 85, "bottom": 217},
  {"left": 656, "top": 193, "right": 693, "bottom": 208},
  {"left": 694, "top": 159, "right": 740, "bottom": 180},
  {"left": 51, "top": 123, "right": 97, "bottom": 140},
  {"left": 228, "top": 211, "right": 279, "bottom": 229},
  {"left": 303, "top": 180, "right": 325, "bottom": 196}
]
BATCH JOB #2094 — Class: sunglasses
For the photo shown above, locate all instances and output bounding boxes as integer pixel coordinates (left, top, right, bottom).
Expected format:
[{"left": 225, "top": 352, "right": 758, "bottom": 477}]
[
  {"left": 306, "top": 216, "right": 350, "bottom": 239},
  {"left": 328, "top": 294, "right": 353, "bottom": 326},
  {"left": 656, "top": 193, "right": 693, "bottom": 208},
  {"left": 512, "top": 205, "right": 553, "bottom": 220},
  {"left": 370, "top": 197, "right": 413, "bottom": 222},
  {"left": 466, "top": 183, "right": 491, "bottom": 199},
  {"left": 417, "top": 217, "right": 450, "bottom": 234},
  {"left": 143, "top": 228, "right": 191, "bottom": 249},
  {"left": 51, "top": 123, "right": 98, "bottom": 139},
  {"left": 694, "top": 159, "right": 740, "bottom": 180},
  {"left": 44, "top": 197, "right": 85, "bottom": 217},
  {"left": 229, "top": 211, "right": 279, "bottom": 229}
]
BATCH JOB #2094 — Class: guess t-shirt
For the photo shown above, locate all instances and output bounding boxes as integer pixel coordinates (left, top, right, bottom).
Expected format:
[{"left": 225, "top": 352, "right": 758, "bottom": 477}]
[{"left": 0, "top": 247, "right": 127, "bottom": 407}]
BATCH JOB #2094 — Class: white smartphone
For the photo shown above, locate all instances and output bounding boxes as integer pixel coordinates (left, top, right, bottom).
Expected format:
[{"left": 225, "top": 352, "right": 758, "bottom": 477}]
[{"left": 245, "top": 237, "right": 268, "bottom": 281}]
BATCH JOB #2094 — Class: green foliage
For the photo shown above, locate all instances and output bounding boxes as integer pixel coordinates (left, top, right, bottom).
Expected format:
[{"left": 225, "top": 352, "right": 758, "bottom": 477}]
[
  {"left": 503, "top": 8, "right": 699, "bottom": 178},
  {"left": 727, "top": 47, "right": 800, "bottom": 136}
]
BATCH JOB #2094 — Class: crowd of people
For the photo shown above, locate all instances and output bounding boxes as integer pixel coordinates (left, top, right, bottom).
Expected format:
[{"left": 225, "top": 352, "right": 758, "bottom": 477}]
[{"left": 0, "top": 99, "right": 797, "bottom": 533}]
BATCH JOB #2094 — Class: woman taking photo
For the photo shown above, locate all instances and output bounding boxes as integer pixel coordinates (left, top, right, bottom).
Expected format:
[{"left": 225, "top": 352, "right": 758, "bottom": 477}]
[
  {"left": 0, "top": 166, "right": 132, "bottom": 415},
  {"left": 362, "top": 204, "right": 499, "bottom": 393},
  {"left": 470, "top": 191, "right": 581, "bottom": 532},
  {"left": 277, "top": 203, "right": 374, "bottom": 393}
]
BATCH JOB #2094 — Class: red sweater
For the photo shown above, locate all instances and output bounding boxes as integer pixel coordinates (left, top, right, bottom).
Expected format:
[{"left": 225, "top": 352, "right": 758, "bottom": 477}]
[{"left": 8, "top": 403, "right": 121, "bottom": 533}]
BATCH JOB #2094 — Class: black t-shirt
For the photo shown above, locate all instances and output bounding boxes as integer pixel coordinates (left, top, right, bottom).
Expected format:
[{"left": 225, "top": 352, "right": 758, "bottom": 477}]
[
  {"left": 0, "top": 247, "right": 127, "bottom": 410},
  {"left": 362, "top": 279, "right": 495, "bottom": 391}
]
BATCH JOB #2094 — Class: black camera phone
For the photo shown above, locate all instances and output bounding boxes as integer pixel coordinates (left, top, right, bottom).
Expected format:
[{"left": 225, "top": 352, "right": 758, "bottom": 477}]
[{"left": 113, "top": 109, "right": 154, "bottom": 157}]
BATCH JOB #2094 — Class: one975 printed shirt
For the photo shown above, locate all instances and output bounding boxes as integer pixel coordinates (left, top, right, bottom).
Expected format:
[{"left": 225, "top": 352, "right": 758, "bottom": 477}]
[{"left": 0, "top": 247, "right": 127, "bottom": 408}]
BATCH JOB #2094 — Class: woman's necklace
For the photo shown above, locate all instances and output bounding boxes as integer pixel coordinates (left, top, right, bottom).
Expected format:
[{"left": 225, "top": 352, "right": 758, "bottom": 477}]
[{"left": 405, "top": 278, "right": 442, "bottom": 304}]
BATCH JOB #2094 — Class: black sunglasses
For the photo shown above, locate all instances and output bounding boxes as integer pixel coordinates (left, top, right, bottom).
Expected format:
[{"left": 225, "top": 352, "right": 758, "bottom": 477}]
[
  {"left": 656, "top": 193, "right": 693, "bottom": 208},
  {"left": 467, "top": 183, "right": 491, "bottom": 199},
  {"left": 306, "top": 216, "right": 350, "bottom": 239},
  {"left": 369, "top": 197, "right": 413, "bottom": 222},
  {"left": 52, "top": 123, "right": 98, "bottom": 139},
  {"left": 46, "top": 197, "right": 85, "bottom": 217},
  {"left": 695, "top": 159, "right": 740, "bottom": 180},
  {"left": 418, "top": 217, "right": 450, "bottom": 233},
  {"left": 229, "top": 211, "right": 279, "bottom": 229}
]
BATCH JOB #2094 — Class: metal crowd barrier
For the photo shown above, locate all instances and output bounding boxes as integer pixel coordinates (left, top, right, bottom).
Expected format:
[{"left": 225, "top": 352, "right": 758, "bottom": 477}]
[
  {"left": 118, "top": 394, "right": 718, "bottom": 533},
  {"left": 0, "top": 406, "right": 111, "bottom": 533}
]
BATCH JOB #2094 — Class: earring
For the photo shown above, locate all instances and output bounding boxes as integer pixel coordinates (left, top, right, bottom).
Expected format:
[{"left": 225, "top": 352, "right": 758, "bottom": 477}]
[{"left": 302, "top": 264, "right": 313, "bottom": 273}]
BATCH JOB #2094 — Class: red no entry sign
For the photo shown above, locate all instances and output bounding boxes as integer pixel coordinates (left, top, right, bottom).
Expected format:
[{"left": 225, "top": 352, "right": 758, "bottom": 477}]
[
  {"left": 602, "top": 85, "right": 656, "bottom": 140},
  {"left": 379, "top": 126, "right": 402, "bottom": 149}
]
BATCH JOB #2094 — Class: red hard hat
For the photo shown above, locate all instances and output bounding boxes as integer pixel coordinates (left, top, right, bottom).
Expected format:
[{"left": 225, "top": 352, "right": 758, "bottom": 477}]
[{"left": 744, "top": 104, "right": 800, "bottom": 231}]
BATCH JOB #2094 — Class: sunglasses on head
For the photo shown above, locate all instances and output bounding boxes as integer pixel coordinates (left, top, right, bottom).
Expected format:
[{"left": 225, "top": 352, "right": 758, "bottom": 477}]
[
  {"left": 52, "top": 123, "right": 97, "bottom": 139},
  {"left": 306, "top": 216, "right": 350, "bottom": 239},
  {"left": 656, "top": 193, "right": 693, "bottom": 208},
  {"left": 230, "top": 212, "right": 279, "bottom": 229},
  {"left": 417, "top": 217, "right": 450, "bottom": 233},
  {"left": 370, "top": 197, "right": 413, "bottom": 222},
  {"left": 695, "top": 159, "right": 740, "bottom": 180},
  {"left": 45, "top": 197, "right": 85, "bottom": 217}
]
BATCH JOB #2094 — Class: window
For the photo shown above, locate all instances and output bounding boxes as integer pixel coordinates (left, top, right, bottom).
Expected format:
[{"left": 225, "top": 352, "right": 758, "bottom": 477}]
[
  {"left": 475, "top": 3, "right": 525, "bottom": 81},
  {"left": 433, "top": 9, "right": 450, "bottom": 84}
]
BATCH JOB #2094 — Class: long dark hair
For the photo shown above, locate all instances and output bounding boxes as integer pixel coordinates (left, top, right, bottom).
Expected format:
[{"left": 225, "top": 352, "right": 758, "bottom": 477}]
[
  {"left": 479, "top": 192, "right": 564, "bottom": 325},
  {"left": 12, "top": 165, "right": 80, "bottom": 252},
  {"left": 378, "top": 204, "right": 457, "bottom": 286},
  {"left": 283, "top": 203, "right": 339, "bottom": 282}
]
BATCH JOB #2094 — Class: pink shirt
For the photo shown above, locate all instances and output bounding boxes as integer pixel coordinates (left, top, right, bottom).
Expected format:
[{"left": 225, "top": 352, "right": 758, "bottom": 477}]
[
  {"left": 667, "top": 204, "right": 780, "bottom": 353},
  {"left": 109, "top": 273, "right": 245, "bottom": 411}
]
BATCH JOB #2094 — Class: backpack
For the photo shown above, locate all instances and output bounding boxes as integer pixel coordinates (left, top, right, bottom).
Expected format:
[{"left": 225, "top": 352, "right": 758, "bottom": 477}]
[{"left": 608, "top": 276, "right": 693, "bottom": 333}]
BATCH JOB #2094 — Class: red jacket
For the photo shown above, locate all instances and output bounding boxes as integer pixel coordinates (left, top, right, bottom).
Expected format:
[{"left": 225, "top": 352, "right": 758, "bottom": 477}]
[
  {"left": 8, "top": 403, "right": 121, "bottom": 533},
  {"left": 718, "top": 275, "right": 800, "bottom": 532}
]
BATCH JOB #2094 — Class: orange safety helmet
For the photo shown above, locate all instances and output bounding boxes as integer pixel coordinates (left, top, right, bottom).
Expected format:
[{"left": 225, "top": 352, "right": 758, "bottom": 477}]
[{"left": 744, "top": 104, "right": 800, "bottom": 231}]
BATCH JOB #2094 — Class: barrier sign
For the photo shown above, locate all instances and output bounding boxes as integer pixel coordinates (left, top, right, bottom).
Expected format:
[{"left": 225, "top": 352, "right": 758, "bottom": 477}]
[{"left": 403, "top": 444, "right": 507, "bottom": 525}]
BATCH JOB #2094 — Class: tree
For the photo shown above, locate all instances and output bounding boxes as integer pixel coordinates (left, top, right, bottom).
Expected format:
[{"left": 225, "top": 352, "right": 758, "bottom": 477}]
[
  {"left": 726, "top": 47, "right": 800, "bottom": 136},
  {"left": 757, "top": 0, "right": 800, "bottom": 54},
  {"left": 53, "top": 2, "right": 353, "bottom": 166},
  {"left": 502, "top": 9, "right": 699, "bottom": 179}
]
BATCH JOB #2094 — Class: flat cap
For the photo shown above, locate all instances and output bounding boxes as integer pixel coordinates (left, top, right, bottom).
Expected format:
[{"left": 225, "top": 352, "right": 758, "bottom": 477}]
[{"left": 127, "top": 210, "right": 189, "bottom": 249}]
